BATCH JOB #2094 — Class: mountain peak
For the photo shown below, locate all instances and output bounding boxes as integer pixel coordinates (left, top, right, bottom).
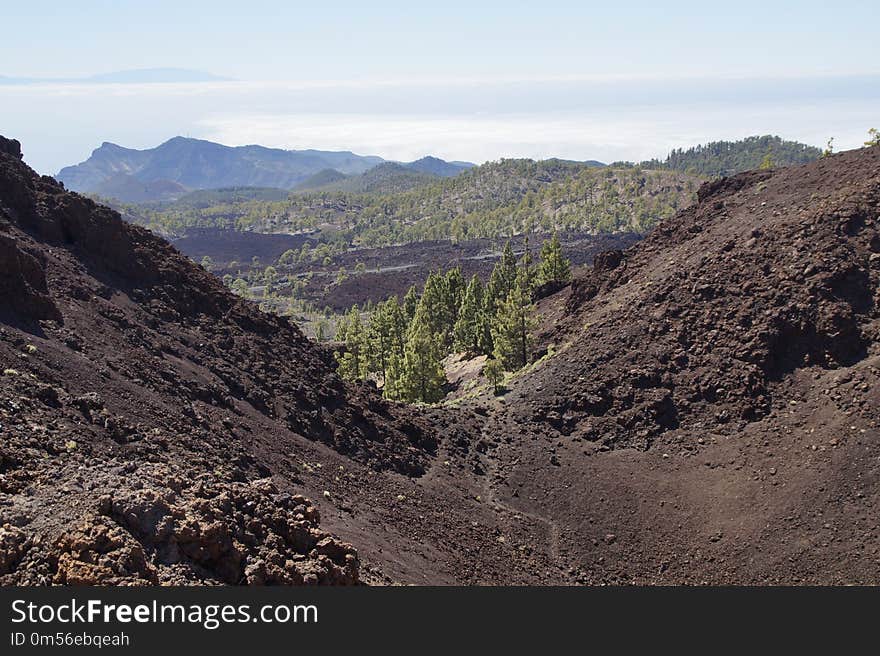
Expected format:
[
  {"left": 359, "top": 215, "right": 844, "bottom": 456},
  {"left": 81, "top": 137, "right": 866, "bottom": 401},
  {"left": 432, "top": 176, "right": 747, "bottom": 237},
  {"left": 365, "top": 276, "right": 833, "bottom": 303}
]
[
  {"left": 56, "top": 137, "right": 387, "bottom": 200},
  {"left": 404, "top": 155, "right": 474, "bottom": 178}
]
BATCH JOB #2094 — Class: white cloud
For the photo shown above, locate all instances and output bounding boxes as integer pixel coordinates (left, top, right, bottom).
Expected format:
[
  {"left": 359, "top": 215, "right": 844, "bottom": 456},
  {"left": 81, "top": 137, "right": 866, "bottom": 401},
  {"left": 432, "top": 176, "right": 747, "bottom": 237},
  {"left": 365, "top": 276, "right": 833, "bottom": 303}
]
[
  {"left": 197, "top": 101, "right": 878, "bottom": 165},
  {"left": 3, "top": 75, "right": 877, "bottom": 173}
]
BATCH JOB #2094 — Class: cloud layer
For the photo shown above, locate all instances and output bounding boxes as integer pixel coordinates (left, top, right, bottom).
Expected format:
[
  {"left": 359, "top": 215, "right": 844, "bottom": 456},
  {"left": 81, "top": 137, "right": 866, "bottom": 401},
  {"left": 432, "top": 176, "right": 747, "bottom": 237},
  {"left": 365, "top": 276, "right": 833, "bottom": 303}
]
[{"left": 2, "top": 75, "right": 877, "bottom": 174}]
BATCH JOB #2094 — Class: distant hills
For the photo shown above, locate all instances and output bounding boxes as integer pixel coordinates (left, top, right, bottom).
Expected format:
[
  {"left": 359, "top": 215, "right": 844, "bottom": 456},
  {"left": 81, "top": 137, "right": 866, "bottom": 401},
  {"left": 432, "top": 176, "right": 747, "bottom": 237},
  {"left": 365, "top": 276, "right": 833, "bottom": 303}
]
[
  {"left": 56, "top": 137, "right": 386, "bottom": 200},
  {"left": 118, "top": 134, "right": 824, "bottom": 246},
  {"left": 295, "top": 161, "right": 455, "bottom": 193},
  {"left": 294, "top": 168, "right": 349, "bottom": 190},
  {"left": 278, "top": 158, "right": 689, "bottom": 242},
  {"left": 126, "top": 155, "right": 690, "bottom": 244},
  {"left": 0, "top": 68, "right": 229, "bottom": 85},
  {"left": 58, "top": 133, "right": 821, "bottom": 206},
  {"left": 92, "top": 174, "right": 188, "bottom": 204},
  {"left": 155, "top": 187, "right": 290, "bottom": 208},
  {"left": 57, "top": 137, "right": 475, "bottom": 202},
  {"left": 406, "top": 156, "right": 473, "bottom": 178}
]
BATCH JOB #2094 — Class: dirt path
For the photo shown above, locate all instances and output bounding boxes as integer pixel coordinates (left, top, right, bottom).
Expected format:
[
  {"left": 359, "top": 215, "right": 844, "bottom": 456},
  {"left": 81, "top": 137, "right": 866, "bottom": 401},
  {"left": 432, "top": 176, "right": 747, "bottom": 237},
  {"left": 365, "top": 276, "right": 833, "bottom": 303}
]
[{"left": 477, "top": 401, "right": 563, "bottom": 567}]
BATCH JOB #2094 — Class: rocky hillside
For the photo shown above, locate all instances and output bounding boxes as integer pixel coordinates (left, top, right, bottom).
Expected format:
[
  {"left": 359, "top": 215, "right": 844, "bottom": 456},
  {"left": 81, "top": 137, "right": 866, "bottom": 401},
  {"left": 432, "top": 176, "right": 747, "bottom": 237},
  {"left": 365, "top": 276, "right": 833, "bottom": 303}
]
[
  {"left": 470, "top": 146, "right": 880, "bottom": 583},
  {"left": 527, "top": 149, "right": 879, "bottom": 448},
  {"left": 1, "top": 134, "right": 573, "bottom": 586},
  {"left": 0, "top": 135, "right": 433, "bottom": 584}
]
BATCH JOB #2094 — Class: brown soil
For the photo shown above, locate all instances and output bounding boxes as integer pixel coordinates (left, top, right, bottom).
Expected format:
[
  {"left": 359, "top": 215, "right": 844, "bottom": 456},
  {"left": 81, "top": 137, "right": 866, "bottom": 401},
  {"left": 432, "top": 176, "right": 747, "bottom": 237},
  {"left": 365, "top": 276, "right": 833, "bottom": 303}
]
[
  {"left": 467, "top": 147, "right": 880, "bottom": 583},
  {"left": 2, "top": 133, "right": 879, "bottom": 585}
]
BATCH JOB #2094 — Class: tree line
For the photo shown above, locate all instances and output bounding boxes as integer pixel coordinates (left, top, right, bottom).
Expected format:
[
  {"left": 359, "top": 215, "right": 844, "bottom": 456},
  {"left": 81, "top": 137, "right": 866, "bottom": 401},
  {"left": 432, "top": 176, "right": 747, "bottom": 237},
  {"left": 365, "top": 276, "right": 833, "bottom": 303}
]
[
  {"left": 631, "top": 135, "right": 822, "bottom": 177},
  {"left": 333, "top": 234, "right": 571, "bottom": 402}
]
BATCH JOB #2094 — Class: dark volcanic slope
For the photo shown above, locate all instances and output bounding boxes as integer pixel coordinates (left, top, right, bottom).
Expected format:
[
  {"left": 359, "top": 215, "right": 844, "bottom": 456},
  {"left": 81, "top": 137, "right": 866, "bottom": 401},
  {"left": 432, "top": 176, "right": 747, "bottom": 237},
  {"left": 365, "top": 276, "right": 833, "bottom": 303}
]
[
  {"left": 474, "top": 146, "right": 880, "bottom": 583},
  {"left": 524, "top": 152, "right": 879, "bottom": 449},
  {"left": 1, "top": 136, "right": 557, "bottom": 585},
  {"left": 4, "top": 132, "right": 880, "bottom": 586},
  {"left": 0, "top": 135, "right": 412, "bottom": 584}
]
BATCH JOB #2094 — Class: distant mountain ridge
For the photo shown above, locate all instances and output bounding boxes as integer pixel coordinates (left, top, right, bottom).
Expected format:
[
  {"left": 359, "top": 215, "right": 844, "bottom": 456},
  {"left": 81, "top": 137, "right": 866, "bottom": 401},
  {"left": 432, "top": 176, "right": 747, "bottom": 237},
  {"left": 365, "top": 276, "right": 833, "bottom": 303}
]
[
  {"left": 294, "top": 157, "right": 476, "bottom": 193},
  {"left": 293, "top": 168, "right": 349, "bottom": 190},
  {"left": 56, "top": 137, "right": 386, "bottom": 199},
  {"left": 57, "top": 137, "right": 476, "bottom": 202},
  {"left": 295, "top": 162, "right": 448, "bottom": 193},
  {"left": 405, "top": 156, "right": 473, "bottom": 177}
]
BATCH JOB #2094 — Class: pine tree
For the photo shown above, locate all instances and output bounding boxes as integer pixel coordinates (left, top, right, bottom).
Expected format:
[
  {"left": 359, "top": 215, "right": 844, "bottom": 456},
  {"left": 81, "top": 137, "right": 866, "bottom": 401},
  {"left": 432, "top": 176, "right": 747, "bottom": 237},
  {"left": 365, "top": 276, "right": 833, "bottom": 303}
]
[
  {"left": 475, "top": 308, "right": 495, "bottom": 355},
  {"left": 397, "top": 303, "right": 446, "bottom": 403},
  {"left": 334, "top": 307, "right": 366, "bottom": 381},
  {"left": 866, "top": 128, "right": 880, "bottom": 147},
  {"left": 453, "top": 275, "right": 486, "bottom": 354},
  {"left": 822, "top": 137, "right": 835, "bottom": 157},
  {"left": 483, "top": 358, "right": 504, "bottom": 394},
  {"left": 383, "top": 348, "right": 405, "bottom": 400},
  {"left": 367, "top": 296, "right": 408, "bottom": 385},
  {"left": 367, "top": 302, "right": 391, "bottom": 382},
  {"left": 420, "top": 270, "right": 459, "bottom": 347},
  {"left": 263, "top": 265, "right": 278, "bottom": 292},
  {"left": 444, "top": 267, "right": 465, "bottom": 326},
  {"left": 383, "top": 298, "right": 412, "bottom": 399},
  {"left": 402, "top": 285, "right": 419, "bottom": 322},
  {"left": 386, "top": 296, "right": 408, "bottom": 361},
  {"left": 231, "top": 278, "right": 248, "bottom": 297},
  {"left": 538, "top": 233, "right": 571, "bottom": 287},
  {"left": 492, "top": 274, "right": 537, "bottom": 371},
  {"left": 419, "top": 272, "right": 443, "bottom": 329},
  {"left": 518, "top": 235, "right": 537, "bottom": 294},
  {"left": 486, "top": 240, "right": 518, "bottom": 314}
]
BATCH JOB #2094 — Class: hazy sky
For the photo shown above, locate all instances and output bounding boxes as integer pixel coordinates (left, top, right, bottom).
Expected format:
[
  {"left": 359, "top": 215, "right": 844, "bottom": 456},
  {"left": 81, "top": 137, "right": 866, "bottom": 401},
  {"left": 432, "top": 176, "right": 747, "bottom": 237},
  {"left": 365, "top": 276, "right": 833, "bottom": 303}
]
[{"left": 1, "top": 1, "right": 878, "bottom": 173}]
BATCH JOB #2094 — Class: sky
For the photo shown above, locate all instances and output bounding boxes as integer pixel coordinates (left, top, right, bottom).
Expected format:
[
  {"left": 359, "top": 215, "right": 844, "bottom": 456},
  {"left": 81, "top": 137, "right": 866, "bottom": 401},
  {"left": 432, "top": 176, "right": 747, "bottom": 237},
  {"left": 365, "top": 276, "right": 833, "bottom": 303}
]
[{"left": 1, "top": 0, "right": 878, "bottom": 173}]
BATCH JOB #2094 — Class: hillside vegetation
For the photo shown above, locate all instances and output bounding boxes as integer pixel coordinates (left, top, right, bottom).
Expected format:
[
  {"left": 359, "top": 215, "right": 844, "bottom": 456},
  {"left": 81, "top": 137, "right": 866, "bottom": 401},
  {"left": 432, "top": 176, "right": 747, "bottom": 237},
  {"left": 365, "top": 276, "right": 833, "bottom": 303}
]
[
  {"left": 636, "top": 134, "right": 821, "bottom": 176},
  {"left": 126, "top": 158, "right": 699, "bottom": 246},
  {"left": 159, "top": 186, "right": 290, "bottom": 207},
  {"left": 114, "top": 135, "right": 819, "bottom": 250}
]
